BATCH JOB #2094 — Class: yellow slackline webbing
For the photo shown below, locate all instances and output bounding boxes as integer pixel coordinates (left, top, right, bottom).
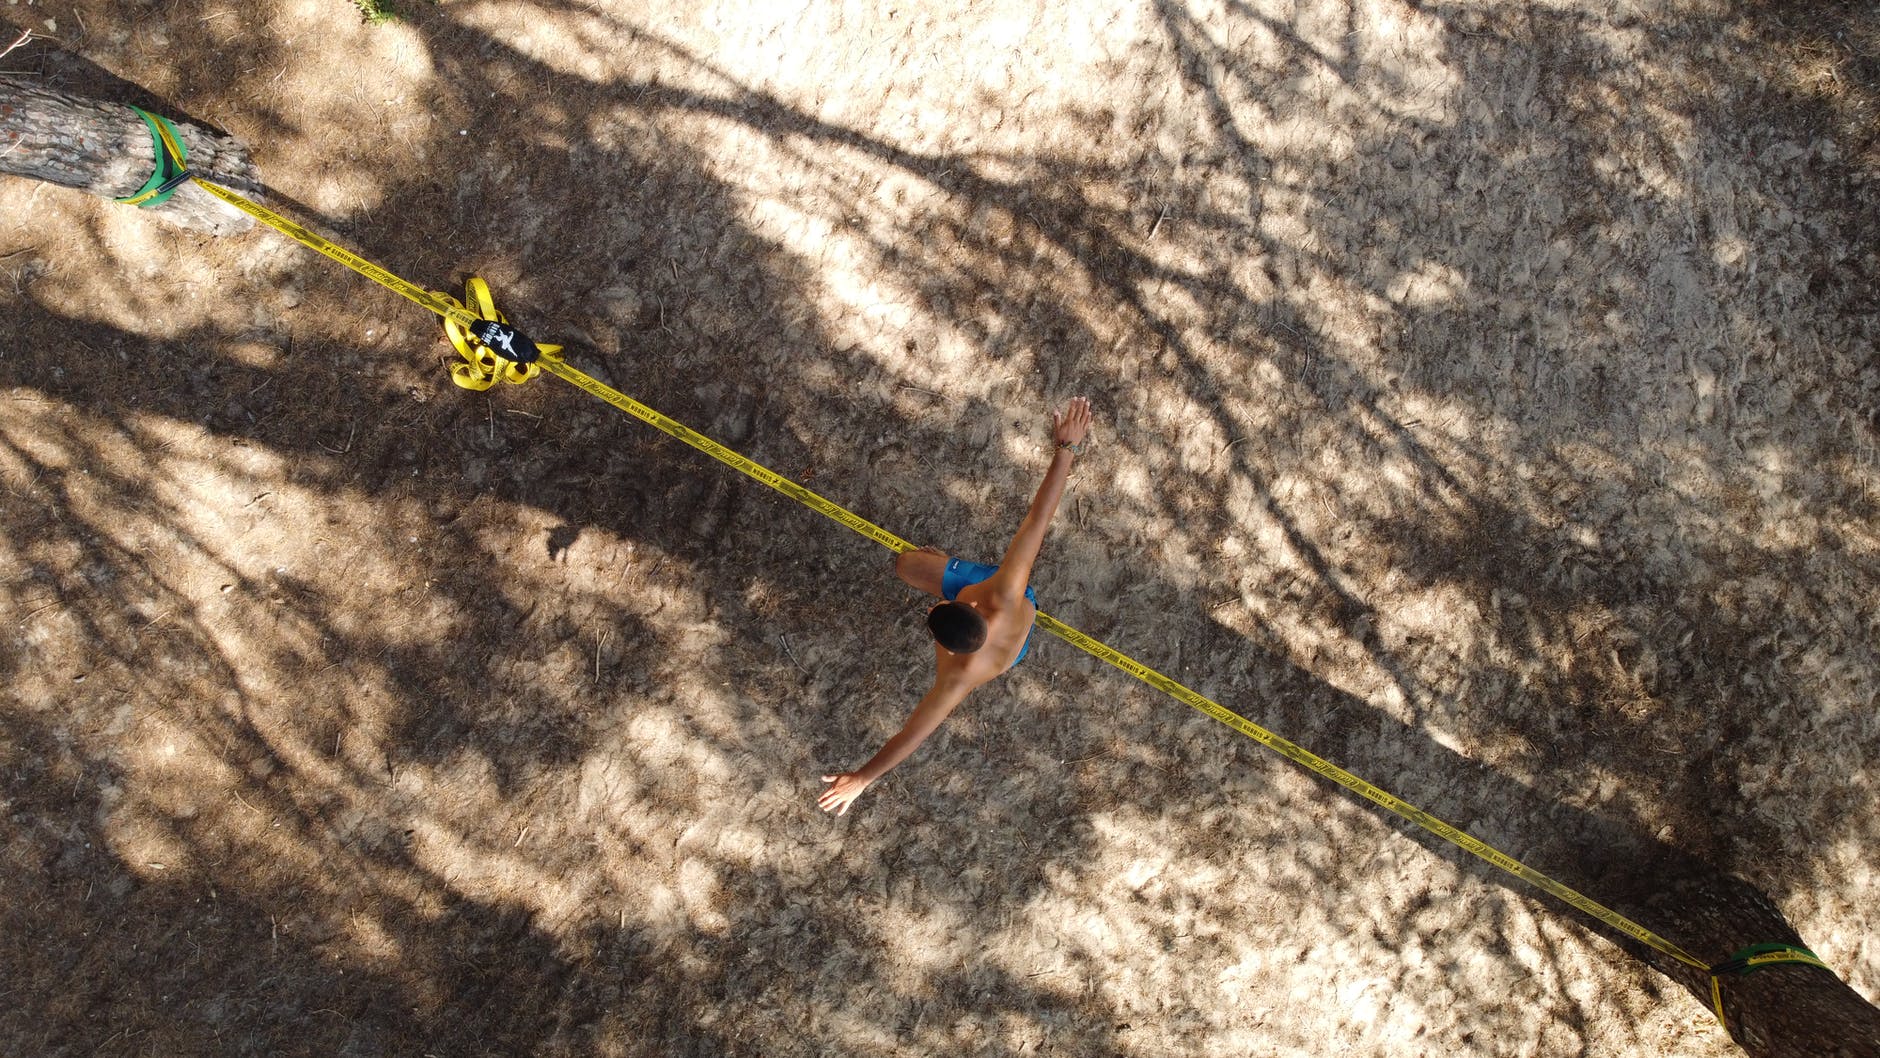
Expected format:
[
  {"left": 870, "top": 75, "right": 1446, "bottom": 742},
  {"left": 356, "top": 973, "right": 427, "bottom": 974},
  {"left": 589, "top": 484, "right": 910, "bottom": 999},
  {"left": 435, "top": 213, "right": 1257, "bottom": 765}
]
[
  {"left": 183, "top": 168, "right": 1711, "bottom": 966},
  {"left": 543, "top": 344, "right": 1822, "bottom": 1032},
  {"left": 127, "top": 121, "right": 1846, "bottom": 1026},
  {"left": 192, "top": 179, "right": 484, "bottom": 331}
]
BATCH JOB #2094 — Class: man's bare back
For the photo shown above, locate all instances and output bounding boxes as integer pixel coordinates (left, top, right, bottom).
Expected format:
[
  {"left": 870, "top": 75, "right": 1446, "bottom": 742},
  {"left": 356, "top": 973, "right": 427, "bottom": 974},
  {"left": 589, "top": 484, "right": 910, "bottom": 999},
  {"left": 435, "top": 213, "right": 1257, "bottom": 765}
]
[
  {"left": 943, "top": 576, "right": 1036, "bottom": 678},
  {"left": 817, "top": 397, "right": 1093, "bottom": 815}
]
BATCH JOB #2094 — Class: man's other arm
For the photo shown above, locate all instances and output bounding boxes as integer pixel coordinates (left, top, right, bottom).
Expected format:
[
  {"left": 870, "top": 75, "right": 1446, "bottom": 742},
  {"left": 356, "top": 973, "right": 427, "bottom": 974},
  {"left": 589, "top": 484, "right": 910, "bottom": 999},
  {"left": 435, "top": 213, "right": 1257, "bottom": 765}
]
[{"left": 994, "top": 397, "right": 1092, "bottom": 593}]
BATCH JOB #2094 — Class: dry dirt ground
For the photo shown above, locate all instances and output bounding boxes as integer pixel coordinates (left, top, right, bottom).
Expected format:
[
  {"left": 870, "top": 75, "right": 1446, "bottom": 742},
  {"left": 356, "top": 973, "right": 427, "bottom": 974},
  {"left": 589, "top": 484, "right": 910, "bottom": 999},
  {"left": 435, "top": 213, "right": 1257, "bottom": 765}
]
[{"left": 2, "top": 1, "right": 1877, "bottom": 1055}]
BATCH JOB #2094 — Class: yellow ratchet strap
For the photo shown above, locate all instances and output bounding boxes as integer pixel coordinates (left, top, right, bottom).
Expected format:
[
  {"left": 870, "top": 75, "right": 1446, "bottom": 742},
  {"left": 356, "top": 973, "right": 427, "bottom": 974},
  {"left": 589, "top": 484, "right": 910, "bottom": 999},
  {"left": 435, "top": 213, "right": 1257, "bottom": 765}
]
[{"left": 441, "top": 276, "right": 558, "bottom": 391}]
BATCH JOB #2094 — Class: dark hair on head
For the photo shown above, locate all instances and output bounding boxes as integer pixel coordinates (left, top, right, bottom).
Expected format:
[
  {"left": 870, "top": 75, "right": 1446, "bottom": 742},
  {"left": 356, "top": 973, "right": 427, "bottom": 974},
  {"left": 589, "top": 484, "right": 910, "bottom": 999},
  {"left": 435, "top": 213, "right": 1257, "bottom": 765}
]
[{"left": 927, "top": 601, "right": 987, "bottom": 653}]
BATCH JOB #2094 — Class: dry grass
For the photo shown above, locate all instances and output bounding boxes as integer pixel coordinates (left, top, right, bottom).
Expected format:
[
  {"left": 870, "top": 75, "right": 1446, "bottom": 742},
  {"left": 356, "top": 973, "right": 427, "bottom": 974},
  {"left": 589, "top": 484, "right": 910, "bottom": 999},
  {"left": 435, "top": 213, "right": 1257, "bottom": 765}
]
[{"left": 2, "top": 1, "right": 1876, "bottom": 1055}]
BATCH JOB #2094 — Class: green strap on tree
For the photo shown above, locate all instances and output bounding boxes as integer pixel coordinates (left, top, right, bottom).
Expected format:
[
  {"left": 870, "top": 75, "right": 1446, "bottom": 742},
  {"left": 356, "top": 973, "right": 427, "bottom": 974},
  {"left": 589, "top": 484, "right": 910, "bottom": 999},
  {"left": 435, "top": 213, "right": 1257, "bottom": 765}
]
[
  {"left": 115, "top": 106, "right": 191, "bottom": 207},
  {"left": 1708, "top": 943, "right": 1835, "bottom": 1037},
  {"left": 1712, "top": 942, "right": 1831, "bottom": 978}
]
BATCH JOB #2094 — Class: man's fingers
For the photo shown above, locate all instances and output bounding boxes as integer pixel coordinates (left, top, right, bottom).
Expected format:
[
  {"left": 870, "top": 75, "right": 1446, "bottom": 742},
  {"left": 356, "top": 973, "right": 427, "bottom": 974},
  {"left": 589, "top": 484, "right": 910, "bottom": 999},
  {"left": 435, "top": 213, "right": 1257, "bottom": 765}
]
[{"left": 819, "top": 776, "right": 850, "bottom": 813}]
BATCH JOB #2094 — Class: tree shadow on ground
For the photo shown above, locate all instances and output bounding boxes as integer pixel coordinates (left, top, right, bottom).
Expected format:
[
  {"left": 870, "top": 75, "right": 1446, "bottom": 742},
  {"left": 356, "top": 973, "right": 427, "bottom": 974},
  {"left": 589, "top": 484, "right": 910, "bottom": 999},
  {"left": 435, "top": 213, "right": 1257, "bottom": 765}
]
[{"left": 3, "top": 0, "right": 1877, "bottom": 1055}]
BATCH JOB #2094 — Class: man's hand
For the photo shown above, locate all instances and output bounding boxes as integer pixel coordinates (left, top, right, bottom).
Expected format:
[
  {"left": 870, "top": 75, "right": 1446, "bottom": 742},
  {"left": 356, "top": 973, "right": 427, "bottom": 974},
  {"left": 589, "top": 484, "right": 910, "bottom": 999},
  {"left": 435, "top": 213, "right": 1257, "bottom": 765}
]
[
  {"left": 818, "top": 772, "right": 872, "bottom": 816},
  {"left": 1054, "top": 396, "right": 1092, "bottom": 448}
]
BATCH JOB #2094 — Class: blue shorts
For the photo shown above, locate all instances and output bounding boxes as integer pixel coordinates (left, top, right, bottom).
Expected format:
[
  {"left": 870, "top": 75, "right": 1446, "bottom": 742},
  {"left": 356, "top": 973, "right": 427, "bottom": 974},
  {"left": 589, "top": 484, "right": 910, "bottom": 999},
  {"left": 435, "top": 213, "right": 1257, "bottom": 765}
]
[{"left": 941, "top": 557, "right": 1038, "bottom": 665}]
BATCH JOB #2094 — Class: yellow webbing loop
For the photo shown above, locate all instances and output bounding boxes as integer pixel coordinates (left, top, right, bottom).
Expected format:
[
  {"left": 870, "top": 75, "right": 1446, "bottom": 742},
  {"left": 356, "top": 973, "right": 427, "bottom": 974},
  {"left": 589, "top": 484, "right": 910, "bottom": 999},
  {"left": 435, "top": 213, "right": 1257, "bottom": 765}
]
[{"left": 440, "top": 276, "right": 557, "bottom": 390}]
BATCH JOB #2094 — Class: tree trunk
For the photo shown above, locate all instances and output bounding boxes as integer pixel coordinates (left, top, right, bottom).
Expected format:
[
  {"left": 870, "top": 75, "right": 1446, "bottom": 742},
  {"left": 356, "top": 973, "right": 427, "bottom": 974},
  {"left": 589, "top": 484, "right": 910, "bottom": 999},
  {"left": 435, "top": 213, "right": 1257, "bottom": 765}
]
[
  {"left": 1609, "top": 858, "right": 1880, "bottom": 1056},
  {"left": 0, "top": 75, "right": 257, "bottom": 234}
]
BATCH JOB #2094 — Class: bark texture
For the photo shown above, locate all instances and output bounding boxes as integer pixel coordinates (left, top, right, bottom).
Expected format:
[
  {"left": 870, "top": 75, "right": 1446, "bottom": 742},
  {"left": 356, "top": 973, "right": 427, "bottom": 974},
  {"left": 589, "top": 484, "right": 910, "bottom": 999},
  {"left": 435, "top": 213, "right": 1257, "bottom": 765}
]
[
  {"left": 1622, "top": 865, "right": 1880, "bottom": 1057},
  {"left": 0, "top": 75, "right": 258, "bottom": 233}
]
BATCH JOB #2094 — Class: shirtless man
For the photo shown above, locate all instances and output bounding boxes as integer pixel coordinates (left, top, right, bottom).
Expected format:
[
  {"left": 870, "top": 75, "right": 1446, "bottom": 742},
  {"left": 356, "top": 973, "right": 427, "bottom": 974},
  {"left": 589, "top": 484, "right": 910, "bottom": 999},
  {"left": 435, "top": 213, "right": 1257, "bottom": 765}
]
[{"left": 817, "top": 397, "right": 1094, "bottom": 815}]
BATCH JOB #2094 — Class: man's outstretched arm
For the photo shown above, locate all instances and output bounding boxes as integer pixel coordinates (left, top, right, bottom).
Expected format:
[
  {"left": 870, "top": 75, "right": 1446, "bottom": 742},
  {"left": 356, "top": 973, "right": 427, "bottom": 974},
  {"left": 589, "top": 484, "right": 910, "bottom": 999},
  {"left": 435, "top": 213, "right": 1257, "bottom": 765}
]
[
  {"left": 818, "top": 673, "right": 972, "bottom": 815},
  {"left": 994, "top": 397, "right": 1093, "bottom": 593}
]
